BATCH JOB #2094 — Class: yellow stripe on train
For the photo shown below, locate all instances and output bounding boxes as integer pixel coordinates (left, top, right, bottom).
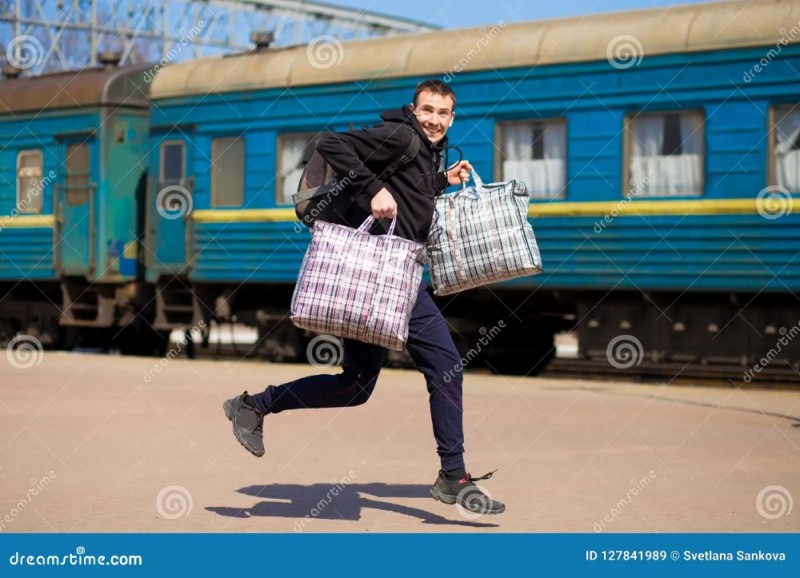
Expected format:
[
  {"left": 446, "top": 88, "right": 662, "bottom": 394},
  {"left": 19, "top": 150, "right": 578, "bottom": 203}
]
[
  {"left": 526, "top": 198, "right": 794, "bottom": 217},
  {"left": 189, "top": 198, "right": 795, "bottom": 224},
  {"left": 0, "top": 215, "right": 56, "bottom": 228}
]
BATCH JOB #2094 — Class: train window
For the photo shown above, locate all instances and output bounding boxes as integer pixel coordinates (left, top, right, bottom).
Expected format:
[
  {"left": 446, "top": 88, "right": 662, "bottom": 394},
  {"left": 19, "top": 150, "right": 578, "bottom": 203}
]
[
  {"left": 626, "top": 111, "right": 704, "bottom": 196},
  {"left": 65, "top": 143, "right": 90, "bottom": 205},
  {"left": 498, "top": 120, "right": 566, "bottom": 198},
  {"left": 160, "top": 141, "right": 185, "bottom": 183},
  {"left": 277, "top": 132, "right": 322, "bottom": 205},
  {"left": 772, "top": 105, "right": 800, "bottom": 192},
  {"left": 211, "top": 136, "right": 244, "bottom": 207},
  {"left": 16, "top": 150, "right": 43, "bottom": 213}
]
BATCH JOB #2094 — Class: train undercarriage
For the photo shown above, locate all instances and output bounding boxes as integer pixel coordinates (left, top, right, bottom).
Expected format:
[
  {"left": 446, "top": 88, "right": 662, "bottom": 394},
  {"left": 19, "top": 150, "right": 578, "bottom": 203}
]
[{"left": 3, "top": 278, "right": 799, "bottom": 377}]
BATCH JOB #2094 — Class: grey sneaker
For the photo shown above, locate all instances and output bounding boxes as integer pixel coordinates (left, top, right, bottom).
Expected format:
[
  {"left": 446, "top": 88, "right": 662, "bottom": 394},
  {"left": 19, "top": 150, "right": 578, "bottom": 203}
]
[
  {"left": 430, "top": 469, "right": 505, "bottom": 514},
  {"left": 223, "top": 392, "right": 264, "bottom": 457}
]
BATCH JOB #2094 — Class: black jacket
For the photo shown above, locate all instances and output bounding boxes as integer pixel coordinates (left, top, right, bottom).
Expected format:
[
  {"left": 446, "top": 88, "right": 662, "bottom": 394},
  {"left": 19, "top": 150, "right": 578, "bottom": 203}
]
[{"left": 315, "top": 105, "right": 449, "bottom": 243}]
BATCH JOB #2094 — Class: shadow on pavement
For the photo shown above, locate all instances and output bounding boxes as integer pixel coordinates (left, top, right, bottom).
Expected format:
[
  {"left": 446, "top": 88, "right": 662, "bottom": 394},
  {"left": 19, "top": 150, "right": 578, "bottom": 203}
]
[{"left": 206, "top": 482, "right": 500, "bottom": 528}]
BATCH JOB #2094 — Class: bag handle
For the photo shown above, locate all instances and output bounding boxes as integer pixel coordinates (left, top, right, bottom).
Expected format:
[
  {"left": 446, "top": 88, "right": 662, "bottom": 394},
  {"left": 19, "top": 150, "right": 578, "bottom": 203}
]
[
  {"left": 356, "top": 215, "right": 397, "bottom": 237},
  {"left": 460, "top": 169, "right": 486, "bottom": 194}
]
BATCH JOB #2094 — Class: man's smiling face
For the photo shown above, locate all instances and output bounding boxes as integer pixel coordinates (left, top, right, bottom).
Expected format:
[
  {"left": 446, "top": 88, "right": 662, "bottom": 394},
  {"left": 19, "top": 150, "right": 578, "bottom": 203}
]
[{"left": 410, "top": 90, "right": 455, "bottom": 144}]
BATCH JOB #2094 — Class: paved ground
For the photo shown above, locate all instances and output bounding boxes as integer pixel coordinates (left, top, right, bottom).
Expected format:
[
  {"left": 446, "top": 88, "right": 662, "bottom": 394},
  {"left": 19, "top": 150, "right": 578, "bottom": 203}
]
[{"left": 0, "top": 351, "right": 798, "bottom": 533}]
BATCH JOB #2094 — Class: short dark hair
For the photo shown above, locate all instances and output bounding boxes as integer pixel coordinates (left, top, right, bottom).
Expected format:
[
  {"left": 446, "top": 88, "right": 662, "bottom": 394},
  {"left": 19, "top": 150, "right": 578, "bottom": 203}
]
[{"left": 412, "top": 79, "right": 456, "bottom": 109}]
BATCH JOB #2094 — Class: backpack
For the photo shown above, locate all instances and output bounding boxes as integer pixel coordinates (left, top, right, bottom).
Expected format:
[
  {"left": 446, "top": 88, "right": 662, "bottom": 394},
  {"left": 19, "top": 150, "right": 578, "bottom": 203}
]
[{"left": 292, "top": 123, "right": 421, "bottom": 227}]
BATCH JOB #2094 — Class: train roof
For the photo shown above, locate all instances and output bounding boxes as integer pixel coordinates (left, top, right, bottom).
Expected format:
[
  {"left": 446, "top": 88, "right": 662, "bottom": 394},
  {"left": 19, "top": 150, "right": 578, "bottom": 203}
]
[
  {"left": 151, "top": 0, "right": 800, "bottom": 101},
  {"left": 0, "top": 63, "right": 151, "bottom": 115}
]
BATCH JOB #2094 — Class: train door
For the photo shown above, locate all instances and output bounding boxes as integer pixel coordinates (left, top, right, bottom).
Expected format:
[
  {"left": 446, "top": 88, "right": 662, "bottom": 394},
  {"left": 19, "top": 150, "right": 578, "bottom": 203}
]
[
  {"left": 150, "top": 139, "right": 192, "bottom": 270},
  {"left": 56, "top": 138, "right": 96, "bottom": 275}
]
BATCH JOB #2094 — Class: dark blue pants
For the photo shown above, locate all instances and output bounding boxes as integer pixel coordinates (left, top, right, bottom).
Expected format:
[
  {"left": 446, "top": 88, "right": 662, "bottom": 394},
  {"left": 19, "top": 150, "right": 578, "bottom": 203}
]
[{"left": 252, "top": 281, "right": 465, "bottom": 471}]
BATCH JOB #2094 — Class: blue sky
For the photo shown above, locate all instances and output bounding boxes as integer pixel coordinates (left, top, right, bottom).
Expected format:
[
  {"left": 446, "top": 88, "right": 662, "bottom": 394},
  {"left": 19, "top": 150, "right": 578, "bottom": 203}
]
[{"left": 332, "top": 0, "right": 713, "bottom": 29}]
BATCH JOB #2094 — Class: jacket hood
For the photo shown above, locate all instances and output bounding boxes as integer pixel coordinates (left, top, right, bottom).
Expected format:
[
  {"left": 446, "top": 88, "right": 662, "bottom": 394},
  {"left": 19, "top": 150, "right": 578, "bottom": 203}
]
[{"left": 380, "top": 105, "right": 448, "bottom": 151}]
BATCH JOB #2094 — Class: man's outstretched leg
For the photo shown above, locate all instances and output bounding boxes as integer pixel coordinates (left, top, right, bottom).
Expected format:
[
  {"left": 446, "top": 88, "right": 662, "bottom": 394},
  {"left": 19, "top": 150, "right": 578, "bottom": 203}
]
[
  {"left": 223, "top": 338, "right": 387, "bottom": 457},
  {"left": 405, "top": 282, "right": 505, "bottom": 514}
]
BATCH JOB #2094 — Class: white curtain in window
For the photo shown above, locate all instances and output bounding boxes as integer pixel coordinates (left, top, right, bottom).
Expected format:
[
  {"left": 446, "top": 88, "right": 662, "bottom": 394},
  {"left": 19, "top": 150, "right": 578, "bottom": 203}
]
[
  {"left": 630, "top": 113, "right": 702, "bottom": 196},
  {"left": 631, "top": 154, "right": 702, "bottom": 196},
  {"left": 17, "top": 152, "right": 43, "bottom": 213},
  {"left": 280, "top": 135, "right": 310, "bottom": 205},
  {"left": 501, "top": 122, "right": 566, "bottom": 198},
  {"left": 774, "top": 107, "right": 800, "bottom": 192}
]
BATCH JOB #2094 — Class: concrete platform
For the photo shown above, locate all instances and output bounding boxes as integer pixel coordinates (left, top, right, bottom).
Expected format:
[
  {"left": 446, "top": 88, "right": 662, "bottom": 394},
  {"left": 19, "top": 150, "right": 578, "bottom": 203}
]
[{"left": 0, "top": 351, "right": 798, "bottom": 533}]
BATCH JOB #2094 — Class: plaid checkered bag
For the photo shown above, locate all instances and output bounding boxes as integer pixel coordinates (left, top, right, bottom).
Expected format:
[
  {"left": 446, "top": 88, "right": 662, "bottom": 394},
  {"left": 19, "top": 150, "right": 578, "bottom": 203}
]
[
  {"left": 426, "top": 170, "right": 542, "bottom": 296},
  {"left": 290, "top": 216, "right": 425, "bottom": 350}
]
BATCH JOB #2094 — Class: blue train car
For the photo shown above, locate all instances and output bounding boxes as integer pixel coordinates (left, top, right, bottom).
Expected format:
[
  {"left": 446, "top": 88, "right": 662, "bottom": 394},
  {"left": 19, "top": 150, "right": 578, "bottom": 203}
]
[
  {"left": 146, "top": 0, "right": 800, "bottom": 370},
  {"left": 0, "top": 59, "right": 169, "bottom": 353}
]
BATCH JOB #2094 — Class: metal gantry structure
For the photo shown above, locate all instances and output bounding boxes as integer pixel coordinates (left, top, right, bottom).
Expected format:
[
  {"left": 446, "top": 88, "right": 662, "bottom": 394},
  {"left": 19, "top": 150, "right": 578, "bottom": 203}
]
[{"left": 0, "top": 0, "right": 438, "bottom": 75}]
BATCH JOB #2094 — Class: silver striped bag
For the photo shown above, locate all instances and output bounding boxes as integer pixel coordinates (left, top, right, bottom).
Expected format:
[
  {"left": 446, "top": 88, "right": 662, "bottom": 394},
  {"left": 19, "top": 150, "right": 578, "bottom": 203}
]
[
  {"left": 426, "top": 170, "right": 543, "bottom": 296},
  {"left": 291, "top": 216, "right": 425, "bottom": 350}
]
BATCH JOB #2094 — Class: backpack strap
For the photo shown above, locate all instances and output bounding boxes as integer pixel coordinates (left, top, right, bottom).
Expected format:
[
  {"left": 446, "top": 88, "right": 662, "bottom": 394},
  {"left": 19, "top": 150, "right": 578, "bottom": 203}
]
[{"left": 376, "top": 124, "right": 421, "bottom": 181}]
